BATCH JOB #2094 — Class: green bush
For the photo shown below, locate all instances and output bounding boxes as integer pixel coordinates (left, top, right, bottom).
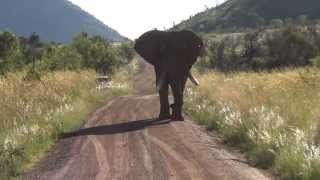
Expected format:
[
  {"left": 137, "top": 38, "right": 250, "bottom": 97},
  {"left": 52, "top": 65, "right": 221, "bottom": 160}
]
[
  {"left": 311, "top": 56, "right": 320, "bottom": 67},
  {"left": 117, "top": 42, "right": 135, "bottom": 64},
  {"left": 270, "top": 19, "right": 284, "bottom": 28},
  {"left": 71, "top": 32, "right": 123, "bottom": 75},
  {"left": 0, "top": 31, "right": 133, "bottom": 76},
  {"left": 0, "top": 32, "right": 25, "bottom": 74},
  {"left": 41, "top": 44, "right": 83, "bottom": 71},
  {"left": 264, "top": 27, "right": 317, "bottom": 68},
  {"left": 204, "top": 26, "right": 320, "bottom": 71}
]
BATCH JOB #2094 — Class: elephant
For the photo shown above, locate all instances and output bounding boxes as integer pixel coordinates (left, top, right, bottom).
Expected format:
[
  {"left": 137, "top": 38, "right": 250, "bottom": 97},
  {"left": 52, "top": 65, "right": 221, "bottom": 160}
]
[{"left": 134, "top": 30, "right": 203, "bottom": 121}]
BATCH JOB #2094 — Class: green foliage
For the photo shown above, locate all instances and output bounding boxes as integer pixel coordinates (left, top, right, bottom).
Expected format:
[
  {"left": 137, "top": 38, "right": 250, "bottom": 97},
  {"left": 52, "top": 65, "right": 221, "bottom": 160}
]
[
  {"left": 311, "top": 56, "right": 320, "bottom": 67},
  {"left": 0, "top": 32, "right": 18, "bottom": 57},
  {"left": 71, "top": 32, "right": 124, "bottom": 75},
  {"left": 0, "top": 32, "right": 24, "bottom": 74},
  {"left": 203, "top": 26, "right": 320, "bottom": 71},
  {"left": 298, "top": 15, "right": 309, "bottom": 26},
  {"left": 41, "top": 45, "right": 83, "bottom": 71},
  {"left": 23, "top": 67, "right": 42, "bottom": 81},
  {"left": 270, "top": 19, "right": 284, "bottom": 28},
  {"left": 265, "top": 27, "right": 317, "bottom": 68},
  {"left": 0, "top": 31, "right": 133, "bottom": 76},
  {"left": 117, "top": 42, "right": 135, "bottom": 64},
  {"left": 173, "top": 0, "right": 320, "bottom": 33}
]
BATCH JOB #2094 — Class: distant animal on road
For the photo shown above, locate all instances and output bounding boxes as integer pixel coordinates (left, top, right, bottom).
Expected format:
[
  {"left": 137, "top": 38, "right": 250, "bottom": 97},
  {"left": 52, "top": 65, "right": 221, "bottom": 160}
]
[{"left": 134, "top": 30, "right": 203, "bottom": 121}]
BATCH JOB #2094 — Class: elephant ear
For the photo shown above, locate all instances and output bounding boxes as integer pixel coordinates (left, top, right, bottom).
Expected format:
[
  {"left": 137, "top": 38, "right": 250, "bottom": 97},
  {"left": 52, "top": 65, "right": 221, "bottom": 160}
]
[
  {"left": 180, "top": 30, "right": 204, "bottom": 67},
  {"left": 159, "top": 41, "right": 167, "bottom": 56},
  {"left": 134, "top": 30, "right": 166, "bottom": 66}
]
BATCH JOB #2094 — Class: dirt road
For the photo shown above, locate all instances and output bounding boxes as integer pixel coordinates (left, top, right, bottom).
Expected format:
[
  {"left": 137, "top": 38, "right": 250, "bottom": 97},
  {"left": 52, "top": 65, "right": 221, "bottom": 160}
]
[{"left": 25, "top": 61, "right": 272, "bottom": 180}]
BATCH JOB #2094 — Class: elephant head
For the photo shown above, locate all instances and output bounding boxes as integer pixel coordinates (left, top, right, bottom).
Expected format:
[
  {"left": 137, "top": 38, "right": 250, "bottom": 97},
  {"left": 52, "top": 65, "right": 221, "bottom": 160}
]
[
  {"left": 134, "top": 30, "right": 203, "bottom": 121},
  {"left": 135, "top": 30, "right": 203, "bottom": 90}
]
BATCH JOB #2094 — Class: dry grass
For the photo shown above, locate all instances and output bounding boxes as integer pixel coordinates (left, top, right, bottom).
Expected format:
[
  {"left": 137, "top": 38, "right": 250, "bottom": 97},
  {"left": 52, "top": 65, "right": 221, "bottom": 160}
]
[
  {"left": 185, "top": 68, "right": 320, "bottom": 180},
  {"left": 0, "top": 70, "right": 132, "bottom": 179}
]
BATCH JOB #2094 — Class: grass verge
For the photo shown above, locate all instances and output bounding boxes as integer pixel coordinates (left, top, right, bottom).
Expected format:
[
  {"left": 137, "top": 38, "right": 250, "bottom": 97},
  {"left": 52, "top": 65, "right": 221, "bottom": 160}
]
[
  {"left": 0, "top": 67, "right": 133, "bottom": 179},
  {"left": 185, "top": 68, "right": 320, "bottom": 180}
]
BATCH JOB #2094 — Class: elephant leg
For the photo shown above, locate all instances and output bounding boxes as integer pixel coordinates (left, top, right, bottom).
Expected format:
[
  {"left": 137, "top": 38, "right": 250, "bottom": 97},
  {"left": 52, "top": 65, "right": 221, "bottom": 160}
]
[
  {"left": 155, "top": 67, "right": 170, "bottom": 120},
  {"left": 170, "top": 78, "right": 185, "bottom": 121},
  {"left": 158, "top": 82, "right": 170, "bottom": 120}
]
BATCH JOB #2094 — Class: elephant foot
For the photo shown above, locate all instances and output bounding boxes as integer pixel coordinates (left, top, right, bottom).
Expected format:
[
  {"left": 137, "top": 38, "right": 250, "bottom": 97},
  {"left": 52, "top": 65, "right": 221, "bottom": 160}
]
[
  {"left": 158, "top": 113, "right": 171, "bottom": 120},
  {"left": 171, "top": 115, "right": 185, "bottom": 121},
  {"left": 170, "top": 104, "right": 184, "bottom": 121}
]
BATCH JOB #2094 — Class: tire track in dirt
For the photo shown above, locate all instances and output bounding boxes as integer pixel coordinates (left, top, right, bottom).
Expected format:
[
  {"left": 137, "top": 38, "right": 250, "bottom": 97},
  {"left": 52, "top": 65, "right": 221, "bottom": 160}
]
[
  {"left": 147, "top": 135, "right": 203, "bottom": 179},
  {"left": 24, "top": 60, "right": 272, "bottom": 180},
  {"left": 89, "top": 135, "right": 110, "bottom": 180},
  {"left": 140, "top": 104, "right": 204, "bottom": 180}
]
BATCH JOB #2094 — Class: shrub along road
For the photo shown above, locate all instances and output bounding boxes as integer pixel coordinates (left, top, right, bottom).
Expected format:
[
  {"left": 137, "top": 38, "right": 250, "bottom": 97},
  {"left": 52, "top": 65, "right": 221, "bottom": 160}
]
[{"left": 24, "top": 60, "right": 272, "bottom": 180}]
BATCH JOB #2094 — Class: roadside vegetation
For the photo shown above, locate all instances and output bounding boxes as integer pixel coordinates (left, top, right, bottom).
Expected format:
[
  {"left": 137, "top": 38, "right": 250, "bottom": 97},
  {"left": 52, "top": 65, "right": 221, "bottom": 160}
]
[
  {"left": 186, "top": 68, "right": 320, "bottom": 180},
  {"left": 0, "top": 31, "right": 134, "bottom": 77},
  {"left": 0, "top": 31, "right": 135, "bottom": 179},
  {"left": 186, "top": 25, "right": 320, "bottom": 180},
  {"left": 198, "top": 25, "right": 320, "bottom": 72}
]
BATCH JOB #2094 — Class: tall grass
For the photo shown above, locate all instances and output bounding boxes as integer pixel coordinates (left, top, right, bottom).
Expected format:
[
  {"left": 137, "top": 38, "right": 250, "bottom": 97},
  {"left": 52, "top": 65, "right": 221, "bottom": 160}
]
[
  {"left": 185, "top": 68, "right": 320, "bottom": 180},
  {"left": 0, "top": 69, "right": 132, "bottom": 179}
]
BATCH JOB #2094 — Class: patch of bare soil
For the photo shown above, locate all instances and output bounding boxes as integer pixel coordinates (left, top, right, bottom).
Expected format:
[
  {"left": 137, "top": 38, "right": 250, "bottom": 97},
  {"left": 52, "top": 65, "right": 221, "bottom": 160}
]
[{"left": 24, "top": 60, "right": 272, "bottom": 180}]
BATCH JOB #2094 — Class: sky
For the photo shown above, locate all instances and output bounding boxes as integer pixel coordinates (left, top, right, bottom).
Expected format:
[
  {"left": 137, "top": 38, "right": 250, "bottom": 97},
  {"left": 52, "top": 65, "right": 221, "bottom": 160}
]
[{"left": 69, "top": 0, "right": 224, "bottom": 39}]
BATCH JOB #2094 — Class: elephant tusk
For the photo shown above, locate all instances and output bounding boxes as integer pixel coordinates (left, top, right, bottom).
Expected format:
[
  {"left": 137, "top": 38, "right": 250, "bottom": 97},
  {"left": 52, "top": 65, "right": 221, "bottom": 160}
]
[{"left": 188, "top": 72, "right": 200, "bottom": 86}]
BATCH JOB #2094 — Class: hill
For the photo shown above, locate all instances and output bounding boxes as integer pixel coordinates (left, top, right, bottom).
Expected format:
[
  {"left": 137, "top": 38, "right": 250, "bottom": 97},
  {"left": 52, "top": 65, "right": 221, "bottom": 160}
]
[
  {"left": 0, "top": 0, "right": 125, "bottom": 42},
  {"left": 173, "top": 0, "right": 320, "bottom": 32}
]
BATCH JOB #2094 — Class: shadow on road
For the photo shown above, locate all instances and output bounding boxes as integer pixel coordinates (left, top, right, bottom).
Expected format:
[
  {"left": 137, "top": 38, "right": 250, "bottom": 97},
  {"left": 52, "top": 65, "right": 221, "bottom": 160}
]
[{"left": 61, "top": 118, "right": 171, "bottom": 138}]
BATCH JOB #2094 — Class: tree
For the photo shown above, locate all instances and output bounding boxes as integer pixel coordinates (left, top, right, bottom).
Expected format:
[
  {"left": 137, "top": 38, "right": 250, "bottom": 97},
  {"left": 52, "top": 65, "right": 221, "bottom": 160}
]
[
  {"left": 41, "top": 45, "right": 82, "bottom": 71},
  {"left": 270, "top": 19, "right": 284, "bottom": 28},
  {"left": 72, "top": 32, "right": 93, "bottom": 68},
  {"left": 0, "top": 32, "right": 17, "bottom": 57},
  {"left": 89, "top": 36, "right": 119, "bottom": 75},
  {"left": 117, "top": 42, "right": 135, "bottom": 64},
  {"left": 265, "top": 27, "right": 317, "bottom": 68},
  {"left": 298, "top": 15, "right": 308, "bottom": 26},
  {"left": 284, "top": 18, "right": 293, "bottom": 26},
  {"left": 0, "top": 32, "right": 22, "bottom": 74},
  {"left": 72, "top": 33, "right": 121, "bottom": 74},
  {"left": 242, "top": 30, "right": 264, "bottom": 70},
  {"left": 206, "top": 37, "right": 244, "bottom": 71}
]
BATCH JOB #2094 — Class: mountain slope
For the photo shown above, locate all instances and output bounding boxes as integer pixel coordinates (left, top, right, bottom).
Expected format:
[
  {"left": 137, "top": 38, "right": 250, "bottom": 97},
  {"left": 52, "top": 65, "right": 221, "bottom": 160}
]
[
  {"left": 0, "top": 0, "right": 125, "bottom": 42},
  {"left": 173, "top": 0, "right": 320, "bottom": 32}
]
